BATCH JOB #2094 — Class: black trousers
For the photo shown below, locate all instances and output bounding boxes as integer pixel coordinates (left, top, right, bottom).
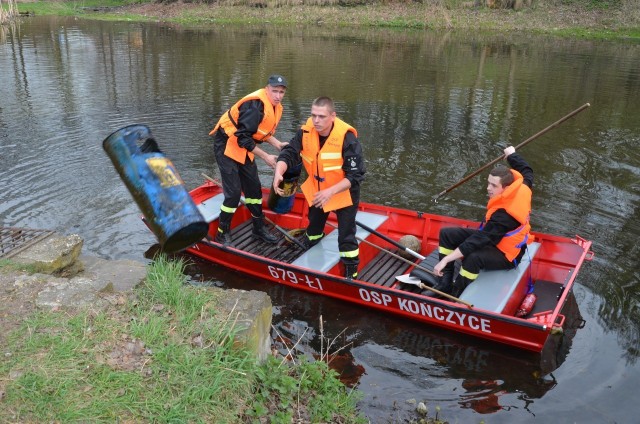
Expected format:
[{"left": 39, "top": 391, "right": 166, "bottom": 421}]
[
  {"left": 306, "top": 191, "right": 360, "bottom": 265},
  {"left": 213, "top": 134, "right": 263, "bottom": 218},
  {"left": 439, "top": 227, "right": 514, "bottom": 275}
]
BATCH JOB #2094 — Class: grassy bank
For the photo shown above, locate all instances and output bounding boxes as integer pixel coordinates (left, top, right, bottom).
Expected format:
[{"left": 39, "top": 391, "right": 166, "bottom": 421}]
[
  {"left": 0, "top": 255, "right": 367, "bottom": 423},
  {"left": 9, "top": 0, "right": 640, "bottom": 41}
]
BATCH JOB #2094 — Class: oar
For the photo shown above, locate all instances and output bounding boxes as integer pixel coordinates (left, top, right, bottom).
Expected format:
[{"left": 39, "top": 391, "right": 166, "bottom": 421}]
[
  {"left": 201, "top": 173, "right": 307, "bottom": 250},
  {"left": 355, "top": 220, "right": 426, "bottom": 260},
  {"left": 328, "top": 223, "right": 472, "bottom": 308},
  {"left": 432, "top": 102, "right": 591, "bottom": 201}
]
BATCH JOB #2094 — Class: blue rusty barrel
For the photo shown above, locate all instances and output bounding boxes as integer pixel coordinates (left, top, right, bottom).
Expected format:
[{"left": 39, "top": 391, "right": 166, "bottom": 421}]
[{"left": 103, "top": 125, "right": 208, "bottom": 253}]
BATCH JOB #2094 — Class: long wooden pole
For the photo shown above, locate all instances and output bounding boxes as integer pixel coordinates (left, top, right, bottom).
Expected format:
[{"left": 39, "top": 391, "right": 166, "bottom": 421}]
[
  {"left": 328, "top": 223, "right": 473, "bottom": 308},
  {"left": 356, "top": 220, "right": 426, "bottom": 260},
  {"left": 432, "top": 102, "right": 591, "bottom": 201}
]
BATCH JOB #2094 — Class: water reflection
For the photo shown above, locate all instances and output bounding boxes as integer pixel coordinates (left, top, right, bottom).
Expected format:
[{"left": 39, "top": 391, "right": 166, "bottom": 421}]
[
  {"left": 179, "top": 253, "right": 583, "bottom": 420},
  {"left": 2, "top": 16, "right": 639, "bottom": 422}
]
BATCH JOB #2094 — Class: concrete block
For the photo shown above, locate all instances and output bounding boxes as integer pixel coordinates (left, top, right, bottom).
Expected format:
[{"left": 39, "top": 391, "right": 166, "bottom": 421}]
[
  {"left": 212, "top": 288, "right": 273, "bottom": 362},
  {"left": 79, "top": 255, "right": 147, "bottom": 292},
  {"left": 12, "top": 233, "right": 83, "bottom": 274},
  {"left": 36, "top": 275, "right": 109, "bottom": 310}
]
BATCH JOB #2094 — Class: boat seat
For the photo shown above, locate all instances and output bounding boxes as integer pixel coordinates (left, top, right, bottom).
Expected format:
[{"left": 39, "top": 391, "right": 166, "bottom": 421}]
[
  {"left": 196, "top": 194, "right": 262, "bottom": 223},
  {"left": 459, "top": 242, "right": 541, "bottom": 313},
  {"left": 196, "top": 193, "right": 225, "bottom": 223},
  {"left": 291, "top": 211, "right": 388, "bottom": 273}
]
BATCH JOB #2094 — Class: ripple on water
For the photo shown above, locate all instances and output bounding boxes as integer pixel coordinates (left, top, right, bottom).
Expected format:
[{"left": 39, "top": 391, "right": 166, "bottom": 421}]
[{"left": 2, "top": 18, "right": 640, "bottom": 423}]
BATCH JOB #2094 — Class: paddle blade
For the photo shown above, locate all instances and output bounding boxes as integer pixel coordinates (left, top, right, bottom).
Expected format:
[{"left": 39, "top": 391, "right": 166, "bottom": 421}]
[{"left": 395, "top": 274, "right": 424, "bottom": 287}]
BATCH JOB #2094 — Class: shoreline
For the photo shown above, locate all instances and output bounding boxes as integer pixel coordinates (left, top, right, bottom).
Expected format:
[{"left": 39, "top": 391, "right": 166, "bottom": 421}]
[
  {"left": 10, "top": 1, "right": 640, "bottom": 41},
  {"left": 0, "top": 233, "right": 367, "bottom": 423}
]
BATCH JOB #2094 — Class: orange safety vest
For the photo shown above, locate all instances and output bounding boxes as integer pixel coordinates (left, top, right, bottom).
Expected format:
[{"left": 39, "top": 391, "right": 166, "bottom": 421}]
[
  {"left": 210, "top": 88, "right": 282, "bottom": 164},
  {"left": 299, "top": 117, "right": 357, "bottom": 212},
  {"left": 483, "top": 169, "right": 532, "bottom": 262}
]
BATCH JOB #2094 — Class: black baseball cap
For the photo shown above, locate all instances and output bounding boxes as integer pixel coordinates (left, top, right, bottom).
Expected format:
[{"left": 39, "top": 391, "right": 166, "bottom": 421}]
[{"left": 267, "top": 74, "right": 287, "bottom": 88}]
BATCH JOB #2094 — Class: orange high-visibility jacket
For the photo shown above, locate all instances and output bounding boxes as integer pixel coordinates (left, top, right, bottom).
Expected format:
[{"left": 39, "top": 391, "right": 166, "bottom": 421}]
[
  {"left": 484, "top": 169, "right": 532, "bottom": 261},
  {"left": 210, "top": 88, "right": 282, "bottom": 163},
  {"left": 299, "top": 117, "right": 357, "bottom": 212}
]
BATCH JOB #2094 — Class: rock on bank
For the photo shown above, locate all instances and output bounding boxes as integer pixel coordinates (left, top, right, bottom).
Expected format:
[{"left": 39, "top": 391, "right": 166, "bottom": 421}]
[{"left": 0, "top": 229, "right": 272, "bottom": 360}]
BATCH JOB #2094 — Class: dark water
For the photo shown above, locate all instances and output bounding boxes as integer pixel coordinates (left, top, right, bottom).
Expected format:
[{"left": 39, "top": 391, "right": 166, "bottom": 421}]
[{"left": 2, "top": 17, "right": 639, "bottom": 422}]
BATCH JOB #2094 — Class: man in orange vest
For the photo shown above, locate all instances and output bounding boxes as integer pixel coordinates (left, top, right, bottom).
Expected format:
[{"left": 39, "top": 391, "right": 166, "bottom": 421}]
[
  {"left": 273, "top": 97, "right": 366, "bottom": 280},
  {"left": 432, "top": 146, "right": 533, "bottom": 298},
  {"left": 210, "top": 75, "right": 289, "bottom": 246}
]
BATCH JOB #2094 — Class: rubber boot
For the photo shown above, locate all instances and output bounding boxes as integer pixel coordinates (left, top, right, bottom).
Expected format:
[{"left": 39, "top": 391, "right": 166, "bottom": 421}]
[
  {"left": 451, "top": 275, "right": 473, "bottom": 299},
  {"left": 252, "top": 215, "right": 278, "bottom": 244},
  {"left": 344, "top": 262, "right": 359, "bottom": 280},
  {"left": 425, "top": 266, "right": 454, "bottom": 298},
  {"left": 215, "top": 211, "right": 234, "bottom": 246},
  {"left": 302, "top": 232, "right": 324, "bottom": 250}
]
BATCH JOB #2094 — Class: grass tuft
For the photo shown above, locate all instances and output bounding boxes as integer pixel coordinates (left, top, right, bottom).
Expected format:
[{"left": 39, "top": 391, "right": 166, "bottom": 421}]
[{"left": 0, "top": 253, "right": 365, "bottom": 422}]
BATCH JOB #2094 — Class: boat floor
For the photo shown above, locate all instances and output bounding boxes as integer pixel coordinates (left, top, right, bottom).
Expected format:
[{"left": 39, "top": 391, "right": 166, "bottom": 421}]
[
  {"left": 229, "top": 220, "right": 564, "bottom": 318},
  {"left": 231, "top": 220, "right": 419, "bottom": 290},
  {"left": 232, "top": 221, "right": 305, "bottom": 263}
]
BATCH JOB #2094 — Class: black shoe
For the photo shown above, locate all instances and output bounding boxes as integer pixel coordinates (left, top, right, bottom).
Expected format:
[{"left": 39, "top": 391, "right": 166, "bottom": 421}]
[
  {"left": 215, "top": 229, "right": 233, "bottom": 246},
  {"left": 253, "top": 226, "right": 278, "bottom": 244},
  {"left": 409, "top": 268, "right": 438, "bottom": 288},
  {"left": 423, "top": 268, "right": 454, "bottom": 298},
  {"left": 301, "top": 233, "right": 323, "bottom": 250},
  {"left": 450, "top": 276, "right": 472, "bottom": 298},
  {"left": 427, "top": 280, "right": 453, "bottom": 296},
  {"left": 345, "top": 263, "right": 359, "bottom": 280},
  {"left": 450, "top": 283, "right": 464, "bottom": 299},
  {"left": 252, "top": 216, "right": 278, "bottom": 244},
  {"left": 216, "top": 211, "right": 234, "bottom": 247},
  {"left": 299, "top": 236, "right": 312, "bottom": 250}
]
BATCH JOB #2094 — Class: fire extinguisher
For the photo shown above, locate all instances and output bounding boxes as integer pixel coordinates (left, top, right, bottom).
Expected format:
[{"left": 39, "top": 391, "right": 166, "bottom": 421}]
[{"left": 516, "top": 293, "right": 537, "bottom": 317}]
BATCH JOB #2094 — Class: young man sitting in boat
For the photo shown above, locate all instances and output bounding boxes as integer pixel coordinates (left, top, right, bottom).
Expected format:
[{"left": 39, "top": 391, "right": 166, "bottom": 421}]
[
  {"left": 432, "top": 146, "right": 533, "bottom": 298},
  {"left": 272, "top": 97, "right": 366, "bottom": 280}
]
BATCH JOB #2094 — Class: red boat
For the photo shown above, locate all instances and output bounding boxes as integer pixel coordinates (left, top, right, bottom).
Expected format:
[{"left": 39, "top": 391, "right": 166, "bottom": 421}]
[{"left": 176, "top": 179, "right": 593, "bottom": 352}]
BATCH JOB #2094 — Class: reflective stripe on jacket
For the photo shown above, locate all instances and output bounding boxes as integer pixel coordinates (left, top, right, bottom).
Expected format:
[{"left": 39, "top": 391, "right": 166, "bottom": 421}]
[
  {"left": 299, "top": 117, "right": 357, "bottom": 212},
  {"left": 210, "top": 88, "right": 282, "bottom": 163},
  {"left": 483, "top": 169, "right": 532, "bottom": 262}
]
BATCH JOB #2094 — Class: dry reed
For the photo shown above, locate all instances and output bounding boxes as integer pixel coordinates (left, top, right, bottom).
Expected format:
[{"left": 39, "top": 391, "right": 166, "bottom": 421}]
[{"left": 0, "top": 0, "right": 18, "bottom": 24}]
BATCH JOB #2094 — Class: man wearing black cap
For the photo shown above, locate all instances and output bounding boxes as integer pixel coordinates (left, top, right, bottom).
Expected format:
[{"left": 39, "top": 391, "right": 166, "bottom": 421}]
[{"left": 209, "top": 75, "right": 288, "bottom": 246}]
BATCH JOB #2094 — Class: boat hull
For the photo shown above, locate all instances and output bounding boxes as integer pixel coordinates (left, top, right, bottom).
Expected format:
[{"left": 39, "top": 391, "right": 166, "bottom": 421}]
[
  {"left": 149, "top": 180, "right": 594, "bottom": 352},
  {"left": 189, "top": 241, "right": 553, "bottom": 351}
]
